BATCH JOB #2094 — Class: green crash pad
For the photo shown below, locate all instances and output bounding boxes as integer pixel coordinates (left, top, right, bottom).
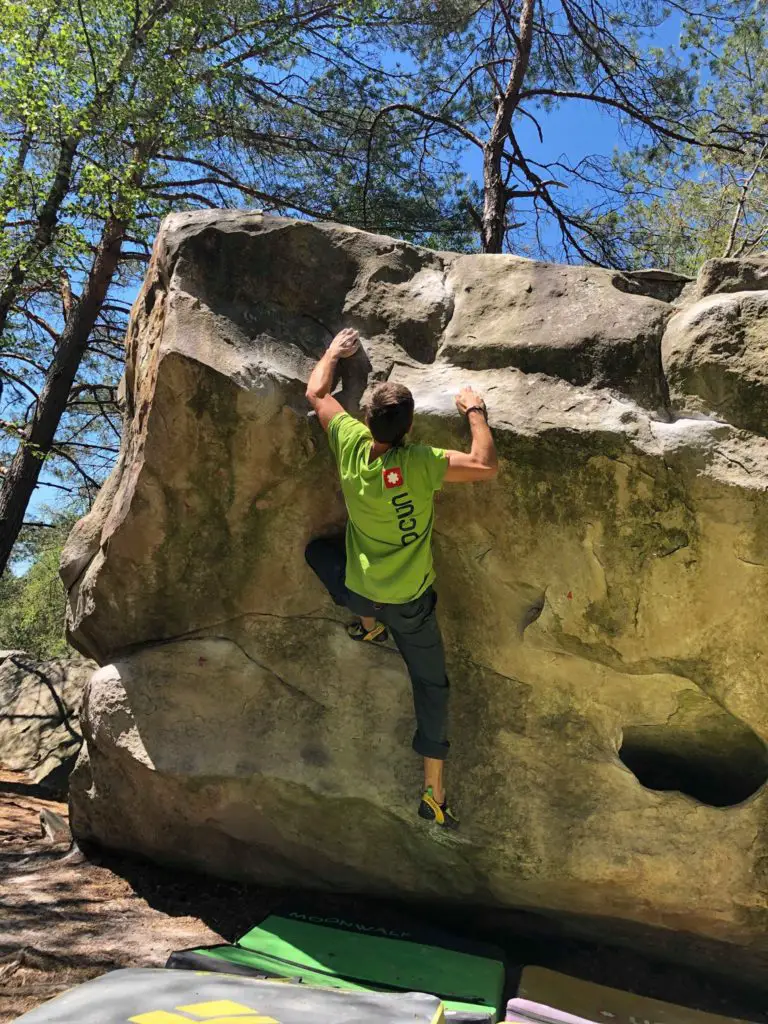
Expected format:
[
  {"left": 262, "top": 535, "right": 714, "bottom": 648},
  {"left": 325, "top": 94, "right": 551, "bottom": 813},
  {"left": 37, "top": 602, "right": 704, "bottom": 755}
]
[
  {"left": 12, "top": 966, "right": 448, "bottom": 1023},
  {"left": 166, "top": 910, "right": 505, "bottom": 1021}
]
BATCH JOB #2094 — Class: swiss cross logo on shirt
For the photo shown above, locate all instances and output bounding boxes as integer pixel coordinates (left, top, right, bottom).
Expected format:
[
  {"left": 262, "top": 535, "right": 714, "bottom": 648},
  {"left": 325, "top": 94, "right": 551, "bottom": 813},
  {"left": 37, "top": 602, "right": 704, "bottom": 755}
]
[{"left": 383, "top": 467, "right": 404, "bottom": 489}]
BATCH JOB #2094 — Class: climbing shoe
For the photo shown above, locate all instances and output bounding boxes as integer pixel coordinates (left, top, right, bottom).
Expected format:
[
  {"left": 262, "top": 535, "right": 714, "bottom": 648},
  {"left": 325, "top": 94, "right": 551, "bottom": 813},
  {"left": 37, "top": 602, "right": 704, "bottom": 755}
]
[
  {"left": 347, "top": 621, "right": 388, "bottom": 644},
  {"left": 418, "top": 787, "right": 459, "bottom": 830}
]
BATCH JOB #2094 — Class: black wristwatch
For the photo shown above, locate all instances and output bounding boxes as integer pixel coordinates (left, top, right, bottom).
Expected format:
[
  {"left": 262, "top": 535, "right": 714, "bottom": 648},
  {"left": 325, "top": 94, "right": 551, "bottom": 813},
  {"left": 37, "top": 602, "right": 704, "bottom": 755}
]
[{"left": 465, "top": 405, "right": 487, "bottom": 420}]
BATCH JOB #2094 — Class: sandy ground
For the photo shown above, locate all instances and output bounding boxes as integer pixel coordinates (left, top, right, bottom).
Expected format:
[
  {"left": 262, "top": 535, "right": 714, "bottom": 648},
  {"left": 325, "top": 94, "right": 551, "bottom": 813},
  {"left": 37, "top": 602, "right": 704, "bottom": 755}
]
[
  {"left": 0, "top": 771, "right": 264, "bottom": 1022},
  {"left": 3, "top": 769, "right": 768, "bottom": 1024}
]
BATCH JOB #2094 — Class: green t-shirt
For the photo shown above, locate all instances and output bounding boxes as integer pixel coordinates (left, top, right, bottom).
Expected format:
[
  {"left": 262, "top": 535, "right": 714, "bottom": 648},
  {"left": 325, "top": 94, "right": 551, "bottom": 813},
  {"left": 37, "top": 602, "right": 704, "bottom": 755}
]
[{"left": 327, "top": 412, "right": 448, "bottom": 604}]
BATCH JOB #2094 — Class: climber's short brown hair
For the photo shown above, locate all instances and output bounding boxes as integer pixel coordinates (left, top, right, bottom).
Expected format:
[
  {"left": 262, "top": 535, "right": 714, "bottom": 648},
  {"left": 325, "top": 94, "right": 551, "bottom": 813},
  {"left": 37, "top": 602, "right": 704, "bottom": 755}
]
[{"left": 366, "top": 382, "right": 414, "bottom": 446}]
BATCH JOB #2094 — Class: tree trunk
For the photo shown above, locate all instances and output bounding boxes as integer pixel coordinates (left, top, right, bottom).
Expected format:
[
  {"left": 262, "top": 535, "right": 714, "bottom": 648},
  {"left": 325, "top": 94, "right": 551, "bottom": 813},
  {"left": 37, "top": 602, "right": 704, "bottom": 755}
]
[
  {"left": 480, "top": 0, "right": 536, "bottom": 253},
  {"left": 0, "top": 137, "right": 77, "bottom": 339},
  {"left": 0, "top": 217, "right": 125, "bottom": 575},
  {"left": 481, "top": 151, "right": 507, "bottom": 253}
]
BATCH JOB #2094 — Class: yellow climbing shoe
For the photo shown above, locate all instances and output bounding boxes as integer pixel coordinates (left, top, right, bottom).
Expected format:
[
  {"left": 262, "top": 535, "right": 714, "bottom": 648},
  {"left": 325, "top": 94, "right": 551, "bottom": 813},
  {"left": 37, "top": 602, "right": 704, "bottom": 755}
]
[
  {"left": 347, "top": 621, "right": 388, "bottom": 644},
  {"left": 418, "top": 787, "right": 459, "bottom": 830}
]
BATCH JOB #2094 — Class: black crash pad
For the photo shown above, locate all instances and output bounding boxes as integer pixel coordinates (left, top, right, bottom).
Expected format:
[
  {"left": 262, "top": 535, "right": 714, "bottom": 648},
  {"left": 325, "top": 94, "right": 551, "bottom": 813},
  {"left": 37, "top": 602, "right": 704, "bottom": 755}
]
[{"left": 12, "top": 967, "right": 448, "bottom": 1023}]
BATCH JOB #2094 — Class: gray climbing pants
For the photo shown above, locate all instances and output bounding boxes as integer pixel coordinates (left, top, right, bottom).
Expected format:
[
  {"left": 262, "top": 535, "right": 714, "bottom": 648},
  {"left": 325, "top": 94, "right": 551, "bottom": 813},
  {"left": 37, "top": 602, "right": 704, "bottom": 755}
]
[{"left": 305, "top": 536, "right": 450, "bottom": 760}]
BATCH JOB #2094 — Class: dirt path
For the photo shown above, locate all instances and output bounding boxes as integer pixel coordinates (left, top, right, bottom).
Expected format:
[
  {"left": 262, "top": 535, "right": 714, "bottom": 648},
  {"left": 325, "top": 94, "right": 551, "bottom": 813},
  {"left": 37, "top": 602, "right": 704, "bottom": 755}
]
[
  {"left": 3, "top": 770, "right": 768, "bottom": 1024},
  {"left": 0, "top": 771, "right": 257, "bottom": 1022}
]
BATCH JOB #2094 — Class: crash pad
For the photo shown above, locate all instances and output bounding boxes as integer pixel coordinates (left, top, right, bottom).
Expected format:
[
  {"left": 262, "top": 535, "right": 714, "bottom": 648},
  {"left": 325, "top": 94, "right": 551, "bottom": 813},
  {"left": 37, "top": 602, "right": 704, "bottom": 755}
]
[
  {"left": 506, "top": 967, "right": 755, "bottom": 1024},
  {"left": 12, "top": 967, "right": 447, "bottom": 1023},
  {"left": 167, "top": 910, "right": 504, "bottom": 1020}
]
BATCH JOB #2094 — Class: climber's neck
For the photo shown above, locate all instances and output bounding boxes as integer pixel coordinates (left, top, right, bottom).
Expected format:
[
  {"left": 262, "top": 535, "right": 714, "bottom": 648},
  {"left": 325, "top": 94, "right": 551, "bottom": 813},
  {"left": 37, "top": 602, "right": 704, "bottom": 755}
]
[{"left": 370, "top": 440, "right": 392, "bottom": 462}]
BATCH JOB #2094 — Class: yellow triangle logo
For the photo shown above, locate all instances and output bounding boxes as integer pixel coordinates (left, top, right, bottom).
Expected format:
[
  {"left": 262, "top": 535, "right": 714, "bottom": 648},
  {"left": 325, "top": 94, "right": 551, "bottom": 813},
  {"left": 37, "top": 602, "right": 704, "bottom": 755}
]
[{"left": 129, "top": 1000, "right": 278, "bottom": 1024}]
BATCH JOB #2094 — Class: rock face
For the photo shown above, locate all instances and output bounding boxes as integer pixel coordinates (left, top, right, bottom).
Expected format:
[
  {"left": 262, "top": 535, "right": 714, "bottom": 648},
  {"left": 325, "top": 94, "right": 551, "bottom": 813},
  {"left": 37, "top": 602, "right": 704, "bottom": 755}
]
[
  {"left": 695, "top": 255, "right": 768, "bottom": 298},
  {"left": 663, "top": 290, "right": 768, "bottom": 434},
  {"left": 0, "top": 655, "right": 95, "bottom": 788},
  {"left": 62, "top": 212, "right": 768, "bottom": 958}
]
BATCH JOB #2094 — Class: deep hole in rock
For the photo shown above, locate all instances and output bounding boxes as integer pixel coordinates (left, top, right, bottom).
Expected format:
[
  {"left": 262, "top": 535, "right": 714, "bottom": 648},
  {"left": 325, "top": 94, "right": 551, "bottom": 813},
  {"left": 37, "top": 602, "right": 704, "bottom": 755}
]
[{"left": 619, "top": 708, "right": 768, "bottom": 807}]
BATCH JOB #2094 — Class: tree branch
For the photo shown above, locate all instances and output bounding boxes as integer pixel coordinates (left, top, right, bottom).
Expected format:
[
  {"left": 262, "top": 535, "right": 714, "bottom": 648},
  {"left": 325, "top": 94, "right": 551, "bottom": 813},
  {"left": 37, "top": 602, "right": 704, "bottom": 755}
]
[
  {"left": 76, "top": 0, "right": 101, "bottom": 96},
  {"left": 59, "top": 270, "right": 73, "bottom": 322},
  {"left": 363, "top": 102, "right": 484, "bottom": 229},
  {"left": 49, "top": 447, "right": 100, "bottom": 495},
  {"left": 519, "top": 88, "right": 744, "bottom": 155},
  {"left": 12, "top": 306, "right": 60, "bottom": 343},
  {"left": 723, "top": 141, "right": 768, "bottom": 258},
  {"left": 0, "top": 368, "right": 40, "bottom": 404}
]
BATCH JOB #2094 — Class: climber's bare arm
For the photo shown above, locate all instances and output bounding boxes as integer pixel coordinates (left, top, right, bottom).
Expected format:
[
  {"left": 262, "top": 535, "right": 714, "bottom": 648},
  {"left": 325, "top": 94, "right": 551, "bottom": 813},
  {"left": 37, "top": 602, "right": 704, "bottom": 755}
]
[
  {"left": 305, "top": 328, "right": 360, "bottom": 431},
  {"left": 444, "top": 387, "right": 498, "bottom": 483}
]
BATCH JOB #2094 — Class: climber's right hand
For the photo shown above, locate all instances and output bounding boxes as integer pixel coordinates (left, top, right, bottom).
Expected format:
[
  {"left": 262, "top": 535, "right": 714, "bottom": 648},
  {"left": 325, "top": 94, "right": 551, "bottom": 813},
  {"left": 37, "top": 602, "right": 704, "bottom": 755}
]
[{"left": 329, "top": 328, "right": 360, "bottom": 359}]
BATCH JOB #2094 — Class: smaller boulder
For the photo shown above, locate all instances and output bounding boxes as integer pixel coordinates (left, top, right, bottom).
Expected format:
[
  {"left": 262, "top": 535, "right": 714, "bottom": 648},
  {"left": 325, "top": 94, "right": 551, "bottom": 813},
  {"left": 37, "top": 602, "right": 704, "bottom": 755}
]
[
  {"left": 0, "top": 650, "right": 30, "bottom": 663},
  {"left": 39, "top": 807, "right": 71, "bottom": 845},
  {"left": 615, "top": 267, "right": 693, "bottom": 304},
  {"left": 662, "top": 290, "right": 768, "bottom": 435},
  {"left": 695, "top": 256, "right": 768, "bottom": 298},
  {"left": 0, "top": 656, "right": 96, "bottom": 790}
]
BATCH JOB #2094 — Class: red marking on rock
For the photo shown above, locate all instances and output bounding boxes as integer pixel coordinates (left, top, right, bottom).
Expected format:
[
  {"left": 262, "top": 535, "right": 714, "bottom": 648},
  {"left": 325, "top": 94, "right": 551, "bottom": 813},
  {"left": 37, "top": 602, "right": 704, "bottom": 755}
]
[{"left": 567, "top": 591, "right": 573, "bottom": 600}]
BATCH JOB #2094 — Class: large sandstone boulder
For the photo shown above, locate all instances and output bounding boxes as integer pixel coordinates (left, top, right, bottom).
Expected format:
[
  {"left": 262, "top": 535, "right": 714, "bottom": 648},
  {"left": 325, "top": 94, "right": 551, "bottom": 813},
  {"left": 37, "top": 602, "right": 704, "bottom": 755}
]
[
  {"left": 62, "top": 213, "right": 768, "bottom": 963},
  {"left": 0, "top": 655, "right": 96, "bottom": 788}
]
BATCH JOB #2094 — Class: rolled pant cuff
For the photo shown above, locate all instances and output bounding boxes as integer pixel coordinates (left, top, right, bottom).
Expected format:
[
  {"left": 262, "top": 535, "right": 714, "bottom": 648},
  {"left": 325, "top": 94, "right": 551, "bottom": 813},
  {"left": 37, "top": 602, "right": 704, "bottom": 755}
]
[{"left": 412, "top": 731, "right": 450, "bottom": 761}]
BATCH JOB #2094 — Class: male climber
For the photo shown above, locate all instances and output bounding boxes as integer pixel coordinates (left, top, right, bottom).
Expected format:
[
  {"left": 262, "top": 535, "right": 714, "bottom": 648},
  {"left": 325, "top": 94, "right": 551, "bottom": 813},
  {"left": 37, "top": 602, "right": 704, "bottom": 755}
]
[{"left": 304, "top": 328, "right": 498, "bottom": 829}]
